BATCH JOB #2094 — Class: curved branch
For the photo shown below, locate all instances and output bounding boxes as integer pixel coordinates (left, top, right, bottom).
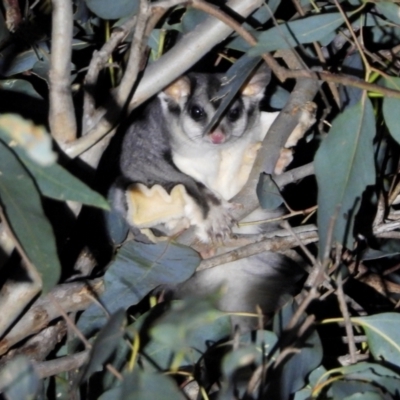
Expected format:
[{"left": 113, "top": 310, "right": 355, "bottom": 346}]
[{"left": 64, "top": 0, "right": 263, "bottom": 159}]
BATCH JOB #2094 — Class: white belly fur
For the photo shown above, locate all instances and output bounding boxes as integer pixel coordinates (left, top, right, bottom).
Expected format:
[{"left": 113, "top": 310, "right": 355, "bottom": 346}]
[{"left": 172, "top": 111, "right": 279, "bottom": 200}]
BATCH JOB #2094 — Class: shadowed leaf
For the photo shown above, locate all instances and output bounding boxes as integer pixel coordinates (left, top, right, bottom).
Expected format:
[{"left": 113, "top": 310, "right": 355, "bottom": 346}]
[
  {"left": 315, "top": 95, "right": 375, "bottom": 255},
  {"left": 0, "top": 141, "right": 61, "bottom": 293}
]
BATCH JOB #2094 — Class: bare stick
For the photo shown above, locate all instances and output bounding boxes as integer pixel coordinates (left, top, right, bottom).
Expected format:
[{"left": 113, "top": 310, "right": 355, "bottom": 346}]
[
  {"left": 49, "top": 0, "right": 77, "bottom": 143},
  {"left": 336, "top": 272, "right": 357, "bottom": 364},
  {"left": 0, "top": 279, "right": 104, "bottom": 356},
  {"left": 117, "top": 0, "right": 151, "bottom": 105},
  {"left": 274, "top": 162, "right": 315, "bottom": 188},
  {"left": 35, "top": 350, "right": 90, "bottom": 378},
  {"left": 197, "top": 228, "right": 318, "bottom": 271}
]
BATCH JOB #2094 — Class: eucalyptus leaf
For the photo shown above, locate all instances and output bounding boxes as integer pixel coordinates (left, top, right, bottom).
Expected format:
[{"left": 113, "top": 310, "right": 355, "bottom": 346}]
[
  {"left": 18, "top": 156, "right": 109, "bottom": 209},
  {"left": 308, "top": 365, "right": 328, "bottom": 387},
  {"left": 257, "top": 174, "right": 283, "bottom": 209},
  {"left": 81, "top": 309, "right": 126, "bottom": 382},
  {"left": 0, "top": 42, "right": 49, "bottom": 77},
  {"left": 248, "top": 13, "right": 345, "bottom": 56},
  {"left": 78, "top": 240, "right": 200, "bottom": 335},
  {"left": 0, "top": 141, "right": 61, "bottom": 293},
  {"left": 376, "top": 2, "right": 400, "bottom": 25},
  {"left": 331, "top": 381, "right": 383, "bottom": 399},
  {"left": 353, "top": 313, "right": 400, "bottom": 366},
  {"left": 31, "top": 59, "right": 50, "bottom": 82},
  {"left": 0, "top": 79, "right": 43, "bottom": 99},
  {"left": 0, "top": 114, "right": 108, "bottom": 208},
  {"left": 315, "top": 96, "right": 375, "bottom": 255},
  {"left": 181, "top": 8, "right": 208, "bottom": 33},
  {"left": 339, "top": 52, "right": 363, "bottom": 109},
  {"left": 220, "top": 328, "right": 278, "bottom": 397},
  {"left": 251, "top": 1, "right": 279, "bottom": 24},
  {"left": 343, "top": 393, "right": 384, "bottom": 400},
  {"left": 222, "top": 346, "right": 259, "bottom": 378},
  {"left": 150, "top": 297, "right": 230, "bottom": 361},
  {"left": 138, "top": 300, "right": 231, "bottom": 370},
  {"left": 369, "top": 26, "right": 400, "bottom": 45},
  {"left": 382, "top": 77, "right": 400, "bottom": 144},
  {"left": 267, "top": 85, "right": 290, "bottom": 109},
  {"left": 85, "top": 0, "right": 139, "bottom": 20},
  {"left": 99, "top": 387, "right": 122, "bottom": 400},
  {"left": 120, "top": 369, "right": 186, "bottom": 400},
  {"left": 147, "top": 29, "right": 164, "bottom": 62},
  {"left": 293, "top": 388, "right": 313, "bottom": 400},
  {"left": 338, "top": 362, "right": 400, "bottom": 396}
]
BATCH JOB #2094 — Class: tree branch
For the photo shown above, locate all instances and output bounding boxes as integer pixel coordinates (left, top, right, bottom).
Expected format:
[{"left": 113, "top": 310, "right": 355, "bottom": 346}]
[{"left": 49, "top": 0, "right": 77, "bottom": 143}]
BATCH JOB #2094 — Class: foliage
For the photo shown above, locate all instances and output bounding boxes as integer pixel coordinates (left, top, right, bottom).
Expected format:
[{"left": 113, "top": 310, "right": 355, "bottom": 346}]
[{"left": 0, "top": 0, "right": 400, "bottom": 399}]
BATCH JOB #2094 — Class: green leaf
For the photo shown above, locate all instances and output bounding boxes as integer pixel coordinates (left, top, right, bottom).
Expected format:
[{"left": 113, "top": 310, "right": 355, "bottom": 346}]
[
  {"left": 78, "top": 241, "right": 200, "bottom": 335},
  {"left": 314, "top": 96, "right": 376, "bottom": 255},
  {"left": 149, "top": 297, "right": 230, "bottom": 362},
  {"left": 85, "top": 0, "right": 139, "bottom": 20},
  {"left": 19, "top": 157, "right": 109, "bottom": 209},
  {"left": 0, "top": 356, "right": 40, "bottom": 400},
  {"left": 375, "top": 2, "right": 400, "bottom": 25},
  {"left": 81, "top": 309, "right": 126, "bottom": 382},
  {"left": 257, "top": 174, "right": 283, "bottom": 209},
  {"left": 248, "top": 13, "right": 345, "bottom": 56},
  {"left": 147, "top": 29, "right": 164, "bottom": 62},
  {"left": 0, "top": 141, "right": 61, "bottom": 292},
  {"left": 99, "top": 387, "right": 122, "bottom": 400},
  {"left": 136, "top": 300, "right": 230, "bottom": 370},
  {"left": 0, "top": 79, "right": 43, "bottom": 99},
  {"left": 293, "top": 388, "right": 313, "bottom": 400},
  {"left": 338, "top": 362, "right": 400, "bottom": 396},
  {"left": 251, "top": 1, "right": 279, "bottom": 25},
  {"left": 181, "top": 8, "right": 208, "bottom": 33},
  {"left": 0, "top": 114, "right": 108, "bottom": 208},
  {"left": 353, "top": 313, "right": 400, "bottom": 366},
  {"left": 331, "top": 381, "right": 383, "bottom": 399},
  {"left": 223, "top": 329, "right": 278, "bottom": 379},
  {"left": 343, "top": 393, "right": 383, "bottom": 400},
  {"left": 120, "top": 369, "right": 186, "bottom": 400},
  {"left": 382, "top": 77, "right": 400, "bottom": 144}
]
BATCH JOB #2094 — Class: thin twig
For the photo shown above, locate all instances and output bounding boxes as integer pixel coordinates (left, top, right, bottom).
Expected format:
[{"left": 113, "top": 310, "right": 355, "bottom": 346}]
[
  {"left": 281, "top": 220, "right": 318, "bottom": 271},
  {"left": 336, "top": 272, "right": 357, "bottom": 364},
  {"left": 286, "top": 287, "right": 319, "bottom": 331},
  {"left": 82, "top": 16, "right": 139, "bottom": 134},
  {"left": 197, "top": 229, "right": 318, "bottom": 271},
  {"left": 48, "top": 293, "right": 91, "bottom": 349}
]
